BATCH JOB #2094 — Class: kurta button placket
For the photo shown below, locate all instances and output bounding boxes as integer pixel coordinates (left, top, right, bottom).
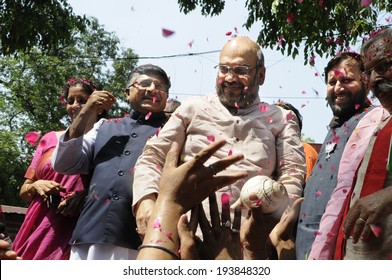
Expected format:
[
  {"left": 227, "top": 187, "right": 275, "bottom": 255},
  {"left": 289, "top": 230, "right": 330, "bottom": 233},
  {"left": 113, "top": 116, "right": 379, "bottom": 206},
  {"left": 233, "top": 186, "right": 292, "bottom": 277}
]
[
  {"left": 131, "top": 133, "right": 137, "bottom": 138},
  {"left": 118, "top": 170, "right": 124, "bottom": 176}
]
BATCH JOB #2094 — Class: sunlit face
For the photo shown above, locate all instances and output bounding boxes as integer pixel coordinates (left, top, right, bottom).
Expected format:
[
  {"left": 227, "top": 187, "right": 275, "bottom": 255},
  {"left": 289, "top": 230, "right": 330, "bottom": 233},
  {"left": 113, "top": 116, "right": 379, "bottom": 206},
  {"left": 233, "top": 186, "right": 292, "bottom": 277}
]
[
  {"left": 326, "top": 59, "right": 367, "bottom": 119},
  {"left": 126, "top": 74, "right": 168, "bottom": 114},
  {"left": 362, "top": 37, "right": 392, "bottom": 112},
  {"left": 216, "top": 38, "right": 265, "bottom": 109},
  {"left": 66, "top": 85, "right": 90, "bottom": 120}
]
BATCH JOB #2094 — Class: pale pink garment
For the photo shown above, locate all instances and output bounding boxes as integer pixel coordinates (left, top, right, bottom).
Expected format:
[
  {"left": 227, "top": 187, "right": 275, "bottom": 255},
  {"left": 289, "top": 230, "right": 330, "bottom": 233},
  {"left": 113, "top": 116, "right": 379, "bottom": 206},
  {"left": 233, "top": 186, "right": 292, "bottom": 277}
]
[
  {"left": 12, "top": 131, "right": 86, "bottom": 260},
  {"left": 308, "top": 106, "right": 389, "bottom": 259},
  {"left": 132, "top": 94, "right": 306, "bottom": 236}
]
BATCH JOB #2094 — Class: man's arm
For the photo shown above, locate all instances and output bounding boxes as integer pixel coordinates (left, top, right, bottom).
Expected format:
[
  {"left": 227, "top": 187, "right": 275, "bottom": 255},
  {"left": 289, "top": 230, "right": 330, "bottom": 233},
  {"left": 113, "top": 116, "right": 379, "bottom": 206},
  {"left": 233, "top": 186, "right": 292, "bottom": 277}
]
[
  {"left": 52, "top": 120, "right": 102, "bottom": 175},
  {"left": 275, "top": 109, "right": 306, "bottom": 198}
]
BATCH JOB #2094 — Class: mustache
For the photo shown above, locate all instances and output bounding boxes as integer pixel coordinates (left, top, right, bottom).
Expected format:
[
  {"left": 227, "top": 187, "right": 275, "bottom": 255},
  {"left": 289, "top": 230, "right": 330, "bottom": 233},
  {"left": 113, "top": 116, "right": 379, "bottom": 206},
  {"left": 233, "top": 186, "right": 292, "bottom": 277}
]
[
  {"left": 373, "top": 80, "right": 392, "bottom": 94},
  {"left": 222, "top": 81, "right": 243, "bottom": 88}
]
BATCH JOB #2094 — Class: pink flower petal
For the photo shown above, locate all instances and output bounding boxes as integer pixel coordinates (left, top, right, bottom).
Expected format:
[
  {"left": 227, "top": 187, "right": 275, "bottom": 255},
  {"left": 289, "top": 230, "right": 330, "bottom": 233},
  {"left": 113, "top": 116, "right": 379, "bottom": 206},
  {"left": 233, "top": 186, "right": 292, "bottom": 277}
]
[
  {"left": 145, "top": 112, "right": 152, "bottom": 120},
  {"left": 234, "top": 102, "right": 240, "bottom": 108},
  {"left": 162, "top": 28, "right": 175, "bottom": 37},
  {"left": 228, "top": 149, "right": 233, "bottom": 156},
  {"left": 286, "top": 112, "right": 294, "bottom": 122},
  {"left": 257, "top": 168, "right": 263, "bottom": 174},
  {"left": 260, "top": 104, "right": 269, "bottom": 112},
  {"left": 221, "top": 193, "right": 230, "bottom": 204},
  {"left": 207, "top": 135, "right": 215, "bottom": 142},
  {"left": 286, "top": 13, "right": 294, "bottom": 23},
  {"left": 355, "top": 104, "right": 360, "bottom": 110},
  {"left": 225, "top": 31, "right": 232, "bottom": 36},
  {"left": 370, "top": 224, "right": 382, "bottom": 238},
  {"left": 268, "top": 117, "right": 273, "bottom": 123},
  {"left": 187, "top": 40, "right": 194, "bottom": 48},
  {"left": 25, "top": 131, "right": 41, "bottom": 146},
  {"left": 360, "top": 0, "right": 372, "bottom": 7},
  {"left": 315, "top": 190, "right": 322, "bottom": 197},
  {"left": 318, "top": 163, "right": 323, "bottom": 169},
  {"left": 155, "top": 127, "right": 161, "bottom": 137},
  {"left": 152, "top": 219, "right": 162, "bottom": 229},
  {"left": 313, "top": 231, "right": 322, "bottom": 236}
]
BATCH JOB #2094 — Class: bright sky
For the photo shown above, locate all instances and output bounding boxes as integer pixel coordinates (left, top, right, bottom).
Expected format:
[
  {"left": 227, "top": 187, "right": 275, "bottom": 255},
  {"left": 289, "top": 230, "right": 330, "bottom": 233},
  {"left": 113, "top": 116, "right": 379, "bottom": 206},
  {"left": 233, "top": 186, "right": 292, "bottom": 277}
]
[{"left": 67, "top": 0, "right": 358, "bottom": 143}]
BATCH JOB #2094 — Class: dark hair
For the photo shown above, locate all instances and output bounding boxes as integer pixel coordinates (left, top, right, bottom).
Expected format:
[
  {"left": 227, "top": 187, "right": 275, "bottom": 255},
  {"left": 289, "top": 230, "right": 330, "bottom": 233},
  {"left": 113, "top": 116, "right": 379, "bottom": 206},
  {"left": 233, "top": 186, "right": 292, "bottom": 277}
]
[
  {"left": 62, "top": 78, "right": 102, "bottom": 101},
  {"left": 61, "top": 77, "right": 106, "bottom": 119},
  {"left": 324, "top": 52, "right": 364, "bottom": 83},
  {"left": 126, "top": 64, "right": 171, "bottom": 93},
  {"left": 275, "top": 102, "right": 303, "bottom": 131}
]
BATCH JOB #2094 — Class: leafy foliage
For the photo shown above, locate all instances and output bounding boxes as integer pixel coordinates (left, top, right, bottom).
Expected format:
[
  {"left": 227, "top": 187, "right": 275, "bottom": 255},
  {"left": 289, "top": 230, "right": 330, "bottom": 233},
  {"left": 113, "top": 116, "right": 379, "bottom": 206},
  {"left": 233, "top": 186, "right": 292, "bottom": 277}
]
[
  {"left": 177, "top": 0, "right": 392, "bottom": 63},
  {"left": 0, "top": 17, "right": 138, "bottom": 206},
  {"left": 0, "top": 0, "right": 88, "bottom": 55}
]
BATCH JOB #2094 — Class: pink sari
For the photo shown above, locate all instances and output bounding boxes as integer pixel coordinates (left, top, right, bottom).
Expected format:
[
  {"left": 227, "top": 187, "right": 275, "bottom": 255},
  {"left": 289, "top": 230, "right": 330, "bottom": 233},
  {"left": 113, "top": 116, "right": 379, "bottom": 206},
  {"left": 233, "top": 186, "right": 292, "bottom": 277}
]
[{"left": 12, "top": 131, "right": 86, "bottom": 260}]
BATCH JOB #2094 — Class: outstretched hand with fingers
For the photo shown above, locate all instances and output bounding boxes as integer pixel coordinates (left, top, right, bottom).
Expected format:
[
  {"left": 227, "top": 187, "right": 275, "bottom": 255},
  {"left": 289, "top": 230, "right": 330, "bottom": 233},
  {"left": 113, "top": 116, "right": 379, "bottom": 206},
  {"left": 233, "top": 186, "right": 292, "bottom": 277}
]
[
  {"left": 158, "top": 139, "right": 248, "bottom": 214},
  {"left": 196, "top": 193, "right": 242, "bottom": 260}
]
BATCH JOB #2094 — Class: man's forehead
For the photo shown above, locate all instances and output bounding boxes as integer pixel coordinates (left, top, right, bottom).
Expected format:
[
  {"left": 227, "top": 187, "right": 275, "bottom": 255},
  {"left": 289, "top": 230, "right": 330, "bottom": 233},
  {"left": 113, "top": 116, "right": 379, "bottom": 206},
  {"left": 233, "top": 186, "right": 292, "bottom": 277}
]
[
  {"left": 327, "top": 60, "right": 360, "bottom": 78},
  {"left": 135, "top": 74, "right": 166, "bottom": 83}
]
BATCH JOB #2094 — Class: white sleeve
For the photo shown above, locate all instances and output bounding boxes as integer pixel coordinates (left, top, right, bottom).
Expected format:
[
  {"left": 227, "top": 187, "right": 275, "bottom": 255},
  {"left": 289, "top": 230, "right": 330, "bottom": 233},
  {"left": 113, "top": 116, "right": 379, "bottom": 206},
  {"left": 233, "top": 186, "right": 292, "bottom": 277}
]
[{"left": 51, "top": 119, "right": 104, "bottom": 174}]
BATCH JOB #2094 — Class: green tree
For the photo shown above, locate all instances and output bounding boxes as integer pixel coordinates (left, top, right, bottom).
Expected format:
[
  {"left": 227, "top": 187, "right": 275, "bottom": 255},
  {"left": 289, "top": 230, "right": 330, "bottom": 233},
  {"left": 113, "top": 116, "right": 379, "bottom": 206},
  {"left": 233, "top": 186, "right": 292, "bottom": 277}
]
[
  {"left": 0, "top": 17, "right": 138, "bottom": 206},
  {"left": 0, "top": 0, "right": 88, "bottom": 55},
  {"left": 177, "top": 0, "right": 392, "bottom": 63}
]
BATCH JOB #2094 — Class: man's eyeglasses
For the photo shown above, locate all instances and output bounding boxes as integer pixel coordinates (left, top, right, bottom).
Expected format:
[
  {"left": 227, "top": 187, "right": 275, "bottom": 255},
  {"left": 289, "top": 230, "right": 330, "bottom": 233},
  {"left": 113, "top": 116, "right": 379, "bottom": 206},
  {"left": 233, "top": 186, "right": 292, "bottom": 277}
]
[
  {"left": 361, "top": 57, "right": 392, "bottom": 82},
  {"left": 215, "top": 64, "right": 257, "bottom": 76},
  {"left": 130, "top": 79, "right": 168, "bottom": 94}
]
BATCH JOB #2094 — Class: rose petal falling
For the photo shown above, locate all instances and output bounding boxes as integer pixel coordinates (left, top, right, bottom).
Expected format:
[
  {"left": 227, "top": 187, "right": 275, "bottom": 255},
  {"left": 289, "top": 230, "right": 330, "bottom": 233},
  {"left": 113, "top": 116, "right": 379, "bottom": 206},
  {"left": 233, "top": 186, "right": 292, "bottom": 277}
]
[
  {"left": 25, "top": 131, "right": 41, "bottom": 146},
  {"left": 162, "top": 28, "right": 175, "bottom": 37}
]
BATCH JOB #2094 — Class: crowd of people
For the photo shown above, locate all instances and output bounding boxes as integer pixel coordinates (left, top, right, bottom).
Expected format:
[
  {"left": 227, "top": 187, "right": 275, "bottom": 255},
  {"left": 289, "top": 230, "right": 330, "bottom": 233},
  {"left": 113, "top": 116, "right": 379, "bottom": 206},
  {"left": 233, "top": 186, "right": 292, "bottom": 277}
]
[{"left": 2, "top": 27, "right": 392, "bottom": 260}]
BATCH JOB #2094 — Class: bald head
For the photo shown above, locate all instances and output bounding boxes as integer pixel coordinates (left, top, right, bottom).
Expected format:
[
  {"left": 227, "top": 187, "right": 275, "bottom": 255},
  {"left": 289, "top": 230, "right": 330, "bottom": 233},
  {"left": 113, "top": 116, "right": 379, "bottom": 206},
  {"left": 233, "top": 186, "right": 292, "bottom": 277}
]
[{"left": 220, "top": 37, "right": 264, "bottom": 67}]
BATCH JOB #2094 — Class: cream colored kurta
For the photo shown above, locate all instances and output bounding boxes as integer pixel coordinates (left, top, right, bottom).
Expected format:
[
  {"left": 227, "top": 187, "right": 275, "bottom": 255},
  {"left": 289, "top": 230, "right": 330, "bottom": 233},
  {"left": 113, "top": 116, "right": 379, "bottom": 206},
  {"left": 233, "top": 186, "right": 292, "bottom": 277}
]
[{"left": 132, "top": 93, "right": 306, "bottom": 221}]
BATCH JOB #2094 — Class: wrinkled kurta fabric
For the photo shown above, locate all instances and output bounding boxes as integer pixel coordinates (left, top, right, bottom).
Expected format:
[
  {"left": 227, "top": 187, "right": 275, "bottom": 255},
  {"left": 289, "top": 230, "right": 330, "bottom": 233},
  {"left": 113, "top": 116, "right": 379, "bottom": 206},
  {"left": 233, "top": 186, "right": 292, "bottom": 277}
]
[
  {"left": 132, "top": 93, "right": 306, "bottom": 224},
  {"left": 308, "top": 106, "right": 389, "bottom": 259},
  {"left": 296, "top": 102, "right": 372, "bottom": 260},
  {"left": 336, "top": 116, "right": 392, "bottom": 259}
]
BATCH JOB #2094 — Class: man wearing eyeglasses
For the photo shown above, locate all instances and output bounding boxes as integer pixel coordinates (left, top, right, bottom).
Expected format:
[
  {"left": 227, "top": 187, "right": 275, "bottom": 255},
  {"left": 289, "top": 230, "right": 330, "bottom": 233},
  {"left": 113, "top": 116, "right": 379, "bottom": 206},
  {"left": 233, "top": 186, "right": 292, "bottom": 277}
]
[
  {"left": 132, "top": 36, "right": 306, "bottom": 258},
  {"left": 330, "top": 28, "right": 392, "bottom": 259},
  {"left": 52, "top": 64, "right": 170, "bottom": 259}
]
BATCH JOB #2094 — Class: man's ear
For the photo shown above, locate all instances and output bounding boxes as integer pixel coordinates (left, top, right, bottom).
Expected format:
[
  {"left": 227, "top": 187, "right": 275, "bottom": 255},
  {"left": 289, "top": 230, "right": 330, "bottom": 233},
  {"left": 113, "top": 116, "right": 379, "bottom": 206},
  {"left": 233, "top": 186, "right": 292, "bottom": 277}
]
[
  {"left": 125, "top": 88, "right": 130, "bottom": 96},
  {"left": 258, "top": 66, "right": 266, "bottom": 85}
]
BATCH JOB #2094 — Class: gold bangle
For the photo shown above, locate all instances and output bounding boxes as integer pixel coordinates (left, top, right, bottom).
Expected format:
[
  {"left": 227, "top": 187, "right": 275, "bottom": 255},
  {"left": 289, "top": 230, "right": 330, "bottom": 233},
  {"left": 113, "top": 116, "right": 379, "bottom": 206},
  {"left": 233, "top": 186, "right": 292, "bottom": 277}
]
[
  {"left": 138, "top": 243, "right": 179, "bottom": 259},
  {"left": 26, "top": 184, "right": 35, "bottom": 197}
]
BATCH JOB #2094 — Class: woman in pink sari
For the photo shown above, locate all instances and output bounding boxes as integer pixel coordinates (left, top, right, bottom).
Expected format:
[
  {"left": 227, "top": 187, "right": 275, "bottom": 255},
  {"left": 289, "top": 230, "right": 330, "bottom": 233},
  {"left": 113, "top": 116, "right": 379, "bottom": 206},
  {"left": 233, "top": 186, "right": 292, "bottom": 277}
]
[{"left": 12, "top": 78, "right": 110, "bottom": 259}]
